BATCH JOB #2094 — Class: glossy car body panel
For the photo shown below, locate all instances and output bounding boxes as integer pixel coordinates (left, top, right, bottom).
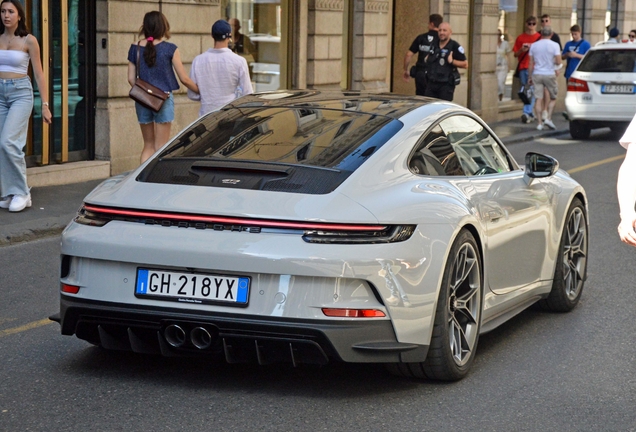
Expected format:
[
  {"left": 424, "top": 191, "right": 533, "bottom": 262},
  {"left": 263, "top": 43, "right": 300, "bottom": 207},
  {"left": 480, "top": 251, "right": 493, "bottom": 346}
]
[{"left": 56, "top": 91, "right": 588, "bottom": 367}]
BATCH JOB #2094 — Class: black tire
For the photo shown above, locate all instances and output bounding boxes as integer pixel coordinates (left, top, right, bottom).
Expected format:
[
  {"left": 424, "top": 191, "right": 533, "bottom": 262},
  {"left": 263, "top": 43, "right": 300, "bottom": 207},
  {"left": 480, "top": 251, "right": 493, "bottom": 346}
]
[
  {"left": 386, "top": 229, "right": 482, "bottom": 381},
  {"left": 537, "top": 198, "right": 588, "bottom": 312},
  {"left": 570, "top": 121, "right": 591, "bottom": 140}
]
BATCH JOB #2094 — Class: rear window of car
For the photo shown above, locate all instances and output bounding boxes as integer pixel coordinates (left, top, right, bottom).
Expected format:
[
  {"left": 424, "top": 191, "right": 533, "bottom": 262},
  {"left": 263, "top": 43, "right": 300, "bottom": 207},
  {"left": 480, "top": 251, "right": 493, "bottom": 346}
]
[
  {"left": 159, "top": 107, "right": 402, "bottom": 171},
  {"left": 577, "top": 49, "right": 636, "bottom": 73},
  {"left": 137, "top": 106, "right": 403, "bottom": 194}
]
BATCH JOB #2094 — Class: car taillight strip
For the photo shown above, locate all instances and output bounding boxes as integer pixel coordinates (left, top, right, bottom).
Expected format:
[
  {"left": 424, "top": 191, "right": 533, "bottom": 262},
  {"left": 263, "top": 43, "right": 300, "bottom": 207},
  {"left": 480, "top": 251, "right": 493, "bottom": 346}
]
[{"left": 81, "top": 204, "right": 388, "bottom": 232}]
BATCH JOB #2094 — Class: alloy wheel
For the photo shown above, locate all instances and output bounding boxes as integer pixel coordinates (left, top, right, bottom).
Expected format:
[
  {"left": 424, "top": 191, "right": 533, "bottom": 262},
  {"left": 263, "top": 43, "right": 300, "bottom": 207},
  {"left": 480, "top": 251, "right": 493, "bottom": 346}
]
[
  {"left": 447, "top": 243, "right": 481, "bottom": 366},
  {"left": 562, "top": 207, "right": 587, "bottom": 300}
]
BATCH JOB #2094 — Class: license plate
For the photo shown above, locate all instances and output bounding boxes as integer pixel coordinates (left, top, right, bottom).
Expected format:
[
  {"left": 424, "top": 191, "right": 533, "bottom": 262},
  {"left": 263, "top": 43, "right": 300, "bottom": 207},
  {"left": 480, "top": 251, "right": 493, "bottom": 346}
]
[
  {"left": 601, "top": 84, "right": 635, "bottom": 94},
  {"left": 135, "top": 268, "right": 250, "bottom": 306}
]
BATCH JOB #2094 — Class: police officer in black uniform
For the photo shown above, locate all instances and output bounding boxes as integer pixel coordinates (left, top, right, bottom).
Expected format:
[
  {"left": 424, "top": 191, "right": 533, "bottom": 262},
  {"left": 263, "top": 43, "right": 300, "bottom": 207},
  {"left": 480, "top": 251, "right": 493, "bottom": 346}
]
[
  {"left": 403, "top": 14, "right": 443, "bottom": 96},
  {"left": 425, "top": 22, "right": 468, "bottom": 102}
]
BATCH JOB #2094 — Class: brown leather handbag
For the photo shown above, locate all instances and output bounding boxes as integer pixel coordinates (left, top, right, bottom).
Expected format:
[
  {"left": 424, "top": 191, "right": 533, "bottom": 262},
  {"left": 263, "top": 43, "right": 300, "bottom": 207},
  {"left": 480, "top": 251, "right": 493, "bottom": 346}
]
[{"left": 129, "top": 42, "right": 168, "bottom": 112}]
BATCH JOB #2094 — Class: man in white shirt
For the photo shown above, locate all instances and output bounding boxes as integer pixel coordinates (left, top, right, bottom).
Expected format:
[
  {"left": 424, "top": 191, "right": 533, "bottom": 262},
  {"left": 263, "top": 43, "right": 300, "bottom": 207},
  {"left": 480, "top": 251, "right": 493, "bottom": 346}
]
[
  {"left": 528, "top": 26, "right": 562, "bottom": 130},
  {"left": 188, "top": 20, "right": 253, "bottom": 116}
]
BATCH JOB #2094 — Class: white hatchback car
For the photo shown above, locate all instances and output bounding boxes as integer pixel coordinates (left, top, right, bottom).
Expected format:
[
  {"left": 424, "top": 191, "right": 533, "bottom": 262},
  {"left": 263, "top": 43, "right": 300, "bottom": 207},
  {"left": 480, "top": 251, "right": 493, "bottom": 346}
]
[{"left": 565, "top": 43, "right": 636, "bottom": 139}]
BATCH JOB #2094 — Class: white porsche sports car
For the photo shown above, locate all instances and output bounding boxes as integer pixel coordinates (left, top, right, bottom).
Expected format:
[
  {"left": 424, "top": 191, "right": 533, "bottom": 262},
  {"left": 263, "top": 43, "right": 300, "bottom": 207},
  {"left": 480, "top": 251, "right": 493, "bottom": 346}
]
[{"left": 52, "top": 91, "right": 588, "bottom": 381}]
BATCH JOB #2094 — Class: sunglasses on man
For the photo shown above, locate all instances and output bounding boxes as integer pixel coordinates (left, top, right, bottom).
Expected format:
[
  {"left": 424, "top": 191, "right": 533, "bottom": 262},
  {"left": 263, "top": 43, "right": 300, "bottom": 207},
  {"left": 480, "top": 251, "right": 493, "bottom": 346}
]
[{"left": 527, "top": 22, "right": 536, "bottom": 26}]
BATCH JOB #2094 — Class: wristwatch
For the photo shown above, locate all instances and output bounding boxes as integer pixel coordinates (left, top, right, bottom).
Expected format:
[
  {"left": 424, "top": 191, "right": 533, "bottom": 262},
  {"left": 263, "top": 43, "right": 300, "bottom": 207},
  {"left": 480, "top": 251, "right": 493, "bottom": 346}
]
[{"left": 42, "top": 102, "right": 49, "bottom": 107}]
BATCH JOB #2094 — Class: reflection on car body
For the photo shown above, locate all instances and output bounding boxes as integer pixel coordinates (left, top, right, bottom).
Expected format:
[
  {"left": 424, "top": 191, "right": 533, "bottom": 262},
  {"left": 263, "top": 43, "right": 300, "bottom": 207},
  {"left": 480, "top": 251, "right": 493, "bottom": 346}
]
[{"left": 53, "top": 91, "right": 588, "bottom": 381}]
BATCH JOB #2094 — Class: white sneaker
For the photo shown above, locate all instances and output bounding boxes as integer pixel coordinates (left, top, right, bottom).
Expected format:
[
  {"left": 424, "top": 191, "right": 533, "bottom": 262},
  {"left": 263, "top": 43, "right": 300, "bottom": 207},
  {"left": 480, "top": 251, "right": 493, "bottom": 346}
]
[
  {"left": 537, "top": 123, "right": 544, "bottom": 131},
  {"left": 544, "top": 119, "right": 556, "bottom": 130},
  {"left": 8, "top": 194, "right": 31, "bottom": 212},
  {"left": 542, "top": 110, "right": 548, "bottom": 121},
  {"left": 0, "top": 196, "right": 11, "bottom": 209}
]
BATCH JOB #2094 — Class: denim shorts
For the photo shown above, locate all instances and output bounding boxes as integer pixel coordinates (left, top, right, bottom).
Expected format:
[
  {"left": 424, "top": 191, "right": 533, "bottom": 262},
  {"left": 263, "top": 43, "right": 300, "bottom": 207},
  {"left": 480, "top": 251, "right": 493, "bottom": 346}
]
[{"left": 135, "top": 92, "right": 174, "bottom": 124}]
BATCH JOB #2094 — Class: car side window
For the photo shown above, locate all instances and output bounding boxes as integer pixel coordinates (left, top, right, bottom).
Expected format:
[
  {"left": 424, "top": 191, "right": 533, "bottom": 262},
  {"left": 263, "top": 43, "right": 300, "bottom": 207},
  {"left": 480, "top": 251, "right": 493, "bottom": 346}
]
[
  {"left": 438, "top": 115, "right": 512, "bottom": 176},
  {"left": 409, "top": 125, "right": 466, "bottom": 176}
]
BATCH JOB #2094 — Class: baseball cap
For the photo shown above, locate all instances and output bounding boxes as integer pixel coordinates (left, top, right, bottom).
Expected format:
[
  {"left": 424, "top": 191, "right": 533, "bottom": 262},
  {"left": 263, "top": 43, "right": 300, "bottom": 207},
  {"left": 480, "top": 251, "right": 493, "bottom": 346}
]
[
  {"left": 609, "top": 27, "right": 619, "bottom": 38},
  {"left": 212, "top": 20, "right": 232, "bottom": 40}
]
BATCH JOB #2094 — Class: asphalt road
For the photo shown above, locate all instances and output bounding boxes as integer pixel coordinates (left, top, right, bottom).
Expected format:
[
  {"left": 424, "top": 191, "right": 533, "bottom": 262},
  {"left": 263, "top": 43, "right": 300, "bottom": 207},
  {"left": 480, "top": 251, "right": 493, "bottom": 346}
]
[{"left": 1, "top": 129, "right": 635, "bottom": 431}]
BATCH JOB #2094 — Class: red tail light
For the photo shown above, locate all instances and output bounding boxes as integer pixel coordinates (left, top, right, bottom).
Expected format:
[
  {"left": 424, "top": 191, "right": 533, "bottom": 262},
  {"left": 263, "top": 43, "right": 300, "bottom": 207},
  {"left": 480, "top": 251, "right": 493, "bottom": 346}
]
[
  {"left": 322, "top": 308, "right": 386, "bottom": 318},
  {"left": 61, "top": 283, "right": 80, "bottom": 294},
  {"left": 567, "top": 77, "right": 589, "bottom": 92}
]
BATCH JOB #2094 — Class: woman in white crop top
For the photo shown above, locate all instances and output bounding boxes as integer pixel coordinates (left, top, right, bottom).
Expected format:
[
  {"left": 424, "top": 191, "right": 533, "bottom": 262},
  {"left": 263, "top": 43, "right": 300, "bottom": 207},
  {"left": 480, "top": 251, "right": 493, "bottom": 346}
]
[{"left": 0, "top": 0, "right": 51, "bottom": 212}]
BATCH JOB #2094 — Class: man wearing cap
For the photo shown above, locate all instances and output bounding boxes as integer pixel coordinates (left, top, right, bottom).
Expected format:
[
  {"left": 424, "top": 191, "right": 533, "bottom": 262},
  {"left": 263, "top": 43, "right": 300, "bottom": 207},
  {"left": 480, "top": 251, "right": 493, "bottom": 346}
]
[
  {"left": 188, "top": 20, "right": 253, "bottom": 116},
  {"left": 607, "top": 27, "right": 620, "bottom": 43}
]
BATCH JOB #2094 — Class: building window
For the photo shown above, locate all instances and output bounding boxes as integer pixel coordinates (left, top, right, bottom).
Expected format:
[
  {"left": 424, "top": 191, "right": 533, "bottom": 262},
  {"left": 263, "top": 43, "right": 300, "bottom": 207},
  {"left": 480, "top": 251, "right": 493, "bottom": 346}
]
[{"left": 223, "top": 0, "right": 289, "bottom": 92}]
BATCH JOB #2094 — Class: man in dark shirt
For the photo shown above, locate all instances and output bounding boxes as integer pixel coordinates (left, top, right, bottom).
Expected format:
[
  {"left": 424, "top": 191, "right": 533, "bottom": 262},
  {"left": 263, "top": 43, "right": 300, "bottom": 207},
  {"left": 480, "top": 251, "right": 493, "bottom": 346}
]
[
  {"left": 403, "top": 14, "right": 443, "bottom": 96},
  {"left": 541, "top": 14, "right": 562, "bottom": 49},
  {"left": 424, "top": 22, "right": 468, "bottom": 101},
  {"left": 229, "top": 18, "right": 256, "bottom": 62}
]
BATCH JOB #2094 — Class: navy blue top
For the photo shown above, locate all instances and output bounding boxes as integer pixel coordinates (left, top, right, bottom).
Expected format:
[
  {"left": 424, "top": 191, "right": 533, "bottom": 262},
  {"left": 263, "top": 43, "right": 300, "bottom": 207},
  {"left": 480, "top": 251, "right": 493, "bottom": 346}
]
[{"left": 127, "top": 42, "right": 180, "bottom": 93}]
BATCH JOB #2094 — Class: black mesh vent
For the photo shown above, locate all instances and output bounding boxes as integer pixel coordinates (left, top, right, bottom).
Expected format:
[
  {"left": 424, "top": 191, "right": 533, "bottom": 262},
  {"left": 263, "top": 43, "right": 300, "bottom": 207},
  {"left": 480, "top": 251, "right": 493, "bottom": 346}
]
[{"left": 139, "top": 159, "right": 350, "bottom": 195}]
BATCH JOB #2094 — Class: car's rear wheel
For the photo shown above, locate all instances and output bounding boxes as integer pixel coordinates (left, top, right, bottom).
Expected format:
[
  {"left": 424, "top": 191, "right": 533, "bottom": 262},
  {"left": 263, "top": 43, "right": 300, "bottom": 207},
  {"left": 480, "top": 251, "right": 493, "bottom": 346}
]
[
  {"left": 569, "top": 121, "right": 591, "bottom": 140},
  {"left": 537, "top": 198, "right": 587, "bottom": 312},
  {"left": 386, "top": 229, "right": 482, "bottom": 381}
]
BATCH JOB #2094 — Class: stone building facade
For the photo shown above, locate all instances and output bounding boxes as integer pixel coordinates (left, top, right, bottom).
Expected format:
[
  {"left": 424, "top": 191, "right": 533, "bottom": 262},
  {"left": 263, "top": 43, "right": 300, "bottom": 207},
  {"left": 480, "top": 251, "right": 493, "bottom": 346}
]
[{"left": 25, "top": 0, "right": 636, "bottom": 182}]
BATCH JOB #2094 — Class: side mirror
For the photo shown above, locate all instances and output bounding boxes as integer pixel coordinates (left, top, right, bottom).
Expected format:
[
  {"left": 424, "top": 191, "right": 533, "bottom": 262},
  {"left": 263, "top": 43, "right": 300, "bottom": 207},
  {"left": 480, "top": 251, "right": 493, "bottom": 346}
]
[{"left": 524, "top": 152, "right": 559, "bottom": 181}]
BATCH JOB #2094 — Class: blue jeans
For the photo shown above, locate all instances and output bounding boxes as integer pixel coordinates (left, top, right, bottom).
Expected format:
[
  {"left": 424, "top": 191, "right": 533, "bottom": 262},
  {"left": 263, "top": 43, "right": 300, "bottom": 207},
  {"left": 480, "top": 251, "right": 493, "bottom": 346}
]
[
  {"left": 519, "top": 68, "right": 535, "bottom": 116},
  {"left": 0, "top": 77, "right": 33, "bottom": 197}
]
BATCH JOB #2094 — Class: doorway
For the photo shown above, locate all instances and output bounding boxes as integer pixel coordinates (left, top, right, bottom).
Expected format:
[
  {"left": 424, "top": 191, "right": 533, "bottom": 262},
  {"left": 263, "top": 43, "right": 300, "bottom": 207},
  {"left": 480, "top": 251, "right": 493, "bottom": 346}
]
[{"left": 24, "top": 0, "right": 95, "bottom": 167}]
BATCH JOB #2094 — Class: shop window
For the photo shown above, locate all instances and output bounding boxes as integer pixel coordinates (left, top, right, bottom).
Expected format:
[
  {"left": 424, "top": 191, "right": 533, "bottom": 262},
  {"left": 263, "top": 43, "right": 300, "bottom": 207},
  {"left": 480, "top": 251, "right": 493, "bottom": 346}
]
[
  {"left": 223, "top": 0, "right": 288, "bottom": 92},
  {"left": 498, "top": 0, "right": 518, "bottom": 103}
]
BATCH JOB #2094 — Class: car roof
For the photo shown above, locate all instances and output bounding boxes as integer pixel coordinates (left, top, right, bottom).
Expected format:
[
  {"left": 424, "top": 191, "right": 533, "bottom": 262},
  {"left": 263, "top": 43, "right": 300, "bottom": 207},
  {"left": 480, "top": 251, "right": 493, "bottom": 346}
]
[
  {"left": 228, "top": 90, "right": 451, "bottom": 120},
  {"left": 589, "top": 42, "right": 636, "bottom": 50}
]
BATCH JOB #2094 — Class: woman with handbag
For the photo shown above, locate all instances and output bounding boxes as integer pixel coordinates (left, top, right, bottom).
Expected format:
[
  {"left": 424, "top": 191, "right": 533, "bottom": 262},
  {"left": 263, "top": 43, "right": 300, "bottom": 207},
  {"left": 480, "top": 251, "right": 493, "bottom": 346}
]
[
  {"left": 127, "top": 11, "right": 199, "bottom": 164},
  {"left": 0, "top": 0, "right": 52, "bottom": 212}
]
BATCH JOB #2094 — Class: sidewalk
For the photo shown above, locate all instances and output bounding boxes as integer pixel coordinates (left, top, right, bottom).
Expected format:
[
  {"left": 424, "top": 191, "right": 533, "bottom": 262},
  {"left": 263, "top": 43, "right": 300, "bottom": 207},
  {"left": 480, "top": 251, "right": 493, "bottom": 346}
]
[
  {"left": 0, "top": 113, "right": 570, "bottom": 247},
  {"left": 492, "top": 111, "right": 569, "bottom": 146}
]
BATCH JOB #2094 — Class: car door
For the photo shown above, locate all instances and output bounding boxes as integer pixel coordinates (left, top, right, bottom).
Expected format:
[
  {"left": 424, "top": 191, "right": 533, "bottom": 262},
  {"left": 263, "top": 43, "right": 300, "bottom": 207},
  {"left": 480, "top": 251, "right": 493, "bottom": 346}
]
[{"left": 438, "top": 115, "right": 553, "bottom": 294}]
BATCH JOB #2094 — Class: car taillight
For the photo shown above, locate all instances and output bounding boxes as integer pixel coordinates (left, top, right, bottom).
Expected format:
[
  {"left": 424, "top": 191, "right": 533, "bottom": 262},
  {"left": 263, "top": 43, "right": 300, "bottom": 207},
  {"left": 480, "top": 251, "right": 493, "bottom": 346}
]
[
  {"left": 61, "top": 283, "right": 80, "bottom": 294},
  {"left": 302, "top": 225, "right": 415, "bottom": 244},
  {"left": 322, "top": 308, "right": 386, "bottom": 318},
  {"left": 74, "top": 205, "right": 111, "bottom": 226},
  {"left": 567, "top": 77, "right": 589, "bottom": 92}
]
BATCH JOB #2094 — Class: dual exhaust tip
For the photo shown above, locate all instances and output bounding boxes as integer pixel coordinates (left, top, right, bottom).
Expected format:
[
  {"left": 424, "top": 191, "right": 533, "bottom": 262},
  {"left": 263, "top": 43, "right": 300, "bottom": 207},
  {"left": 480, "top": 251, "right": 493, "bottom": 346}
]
[{"left": 164, "top": 324, "right": 217, "bottom": 350}]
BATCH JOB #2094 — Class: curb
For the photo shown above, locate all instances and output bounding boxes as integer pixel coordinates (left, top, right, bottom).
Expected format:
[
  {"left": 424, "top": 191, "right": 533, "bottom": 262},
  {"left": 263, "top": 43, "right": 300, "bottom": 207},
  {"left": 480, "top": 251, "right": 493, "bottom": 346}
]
[
  {"left": 501, "top": 128, "right": 569, "bottom": 145},
  {"left": 1, "top": 215, "right": 72, "bottom": 247}
]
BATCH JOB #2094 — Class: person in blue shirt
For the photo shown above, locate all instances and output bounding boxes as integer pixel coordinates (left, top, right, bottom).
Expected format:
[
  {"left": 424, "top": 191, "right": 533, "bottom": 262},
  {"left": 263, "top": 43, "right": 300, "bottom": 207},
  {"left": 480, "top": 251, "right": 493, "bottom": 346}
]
[{"left": 562, "top": 25, "right": 590, "bottom": 81}]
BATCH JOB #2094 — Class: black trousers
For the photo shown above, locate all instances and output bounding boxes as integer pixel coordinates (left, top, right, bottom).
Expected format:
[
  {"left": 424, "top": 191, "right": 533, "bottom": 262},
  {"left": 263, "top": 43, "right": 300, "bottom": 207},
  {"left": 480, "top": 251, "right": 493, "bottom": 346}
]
[
  {"left": 424, "top": 81, "right": 455, "bottom": 101},
  {"left": 415, "top": 68, "right": 427, "bottom": 96}
]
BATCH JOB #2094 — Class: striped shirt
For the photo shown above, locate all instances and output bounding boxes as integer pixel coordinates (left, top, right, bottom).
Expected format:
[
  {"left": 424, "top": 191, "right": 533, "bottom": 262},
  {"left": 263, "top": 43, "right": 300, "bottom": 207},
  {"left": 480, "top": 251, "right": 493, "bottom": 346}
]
[{"left": 187, "top": 48, "right": 253, "bottom": 116}]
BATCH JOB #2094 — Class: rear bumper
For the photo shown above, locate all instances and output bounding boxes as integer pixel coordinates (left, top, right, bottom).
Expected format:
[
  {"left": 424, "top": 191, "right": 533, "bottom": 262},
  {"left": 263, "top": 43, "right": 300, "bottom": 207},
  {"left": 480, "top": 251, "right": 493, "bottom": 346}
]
[
  {"left": 56, "top": 295, "right": 428, "bottom": 365},
  {"left": 565, "top": 96, "right": 636, "bottom": 122}
]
